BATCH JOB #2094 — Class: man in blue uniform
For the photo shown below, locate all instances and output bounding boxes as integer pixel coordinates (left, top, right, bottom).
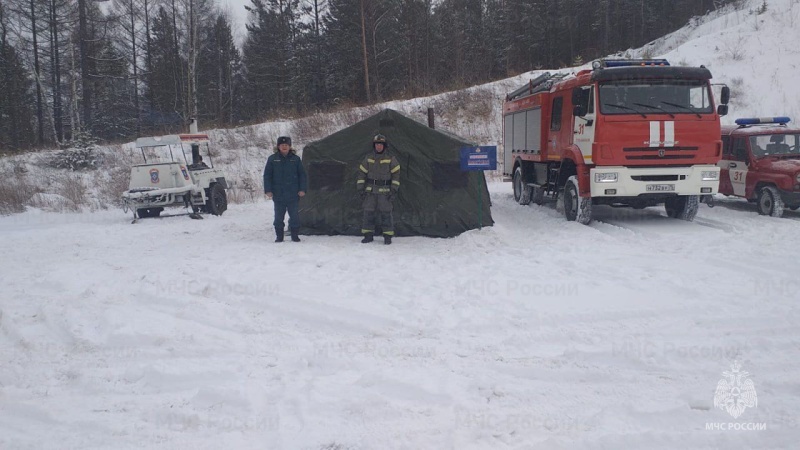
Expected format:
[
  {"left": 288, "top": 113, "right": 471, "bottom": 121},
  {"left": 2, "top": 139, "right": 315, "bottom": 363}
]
[{"left": 264, "top": 136, "right": 307, "bottom": 242}]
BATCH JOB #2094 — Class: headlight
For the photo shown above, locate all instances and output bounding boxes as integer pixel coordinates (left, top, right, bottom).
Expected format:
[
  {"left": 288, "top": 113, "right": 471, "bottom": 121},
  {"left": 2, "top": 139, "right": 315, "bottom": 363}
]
[
  {"left": 595, "top": 172, "right": 618, "bottom": 183},
  {"left": 701, "top": 171, "right": 719, "bottom": 181}
]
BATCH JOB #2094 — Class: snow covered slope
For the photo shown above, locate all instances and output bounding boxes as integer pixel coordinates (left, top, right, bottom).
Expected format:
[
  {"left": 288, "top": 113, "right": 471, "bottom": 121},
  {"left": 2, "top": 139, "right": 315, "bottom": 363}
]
[{"left": 2, "top": 1, "right": 800, "bottom": 449}]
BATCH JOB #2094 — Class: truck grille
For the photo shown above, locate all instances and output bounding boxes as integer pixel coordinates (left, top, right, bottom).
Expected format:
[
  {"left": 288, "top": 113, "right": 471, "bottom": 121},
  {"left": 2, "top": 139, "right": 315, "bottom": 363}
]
[
  {"left": 623, "top": 146, "right": 699, "bottom": 160},
  {"left": 631, "top": 175, "right": 681, "bottom": 181}
]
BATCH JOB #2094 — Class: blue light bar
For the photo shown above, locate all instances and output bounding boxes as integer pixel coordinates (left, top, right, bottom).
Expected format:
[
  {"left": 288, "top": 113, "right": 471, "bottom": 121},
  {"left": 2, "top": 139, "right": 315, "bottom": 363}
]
[
  {"left": 603, "top": 59, "right": 670, "bottom": 67},
  {"left": 735, "top": 117, "right": 791, "bottom": 125}
]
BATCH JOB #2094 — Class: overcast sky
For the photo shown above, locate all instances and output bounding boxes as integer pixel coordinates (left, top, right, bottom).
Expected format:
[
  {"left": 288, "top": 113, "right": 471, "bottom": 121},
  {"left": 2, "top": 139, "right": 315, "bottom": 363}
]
[{"left": 219, "top": 0, "right": 250, "bottom": 45}]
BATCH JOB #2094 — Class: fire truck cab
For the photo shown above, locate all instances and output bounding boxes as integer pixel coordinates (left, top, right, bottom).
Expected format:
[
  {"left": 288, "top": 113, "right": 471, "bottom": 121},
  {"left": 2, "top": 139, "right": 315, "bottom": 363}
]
[
  {"left": 718, "top": 117, "right": 800, "bottom": 217},
  {"left": 503, "top": 59, "right": 730, "bottom": 224}
]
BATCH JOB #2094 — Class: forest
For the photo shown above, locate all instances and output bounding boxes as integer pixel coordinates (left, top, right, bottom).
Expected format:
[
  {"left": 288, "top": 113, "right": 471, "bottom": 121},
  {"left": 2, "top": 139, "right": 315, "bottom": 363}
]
[{"left": 0, "top": 0, "right": 740, "bottom": 151}]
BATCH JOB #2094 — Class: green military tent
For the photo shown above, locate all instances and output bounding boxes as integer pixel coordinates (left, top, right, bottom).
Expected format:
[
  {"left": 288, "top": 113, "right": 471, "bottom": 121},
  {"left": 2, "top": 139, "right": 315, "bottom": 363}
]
[{"left": 299, "top": 109, "right": 493, "bottom": 238}]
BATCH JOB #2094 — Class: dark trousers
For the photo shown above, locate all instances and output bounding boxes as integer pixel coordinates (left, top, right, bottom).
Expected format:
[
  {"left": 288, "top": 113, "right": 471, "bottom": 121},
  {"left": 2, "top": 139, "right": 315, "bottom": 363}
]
[
  {"left": 274, "top": 198, "right": 299, "bottom": 230},
  {"left": 361, "top": 194, "right": 394, "bottom": 235}
]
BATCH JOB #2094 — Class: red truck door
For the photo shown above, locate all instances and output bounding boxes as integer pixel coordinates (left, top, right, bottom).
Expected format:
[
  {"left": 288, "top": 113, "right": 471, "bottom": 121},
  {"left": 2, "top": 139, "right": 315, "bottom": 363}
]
[
  {"left": 548, "top": 94, "right": 574, "bottom": 158},
  {"left": 572, "top": 86, "right": 596, "bottom": 164},
  {"left": 547, "top": 96, "right": 563, "bottom": 155},
  {"left": 719, "top": 136, "right": 733, "bottom": 194},
  {"left": 727, "top": 137, "right": 750, "bottom": 197}
]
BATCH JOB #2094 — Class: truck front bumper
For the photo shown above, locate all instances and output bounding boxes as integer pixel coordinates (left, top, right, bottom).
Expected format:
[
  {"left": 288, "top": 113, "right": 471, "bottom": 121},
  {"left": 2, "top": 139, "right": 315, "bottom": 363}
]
[
  {"left": 122, "top": 186, "right": 200, "bottom": 211},
  {"left": 590, "top": 165, "right": 720, "bottom": 197}
]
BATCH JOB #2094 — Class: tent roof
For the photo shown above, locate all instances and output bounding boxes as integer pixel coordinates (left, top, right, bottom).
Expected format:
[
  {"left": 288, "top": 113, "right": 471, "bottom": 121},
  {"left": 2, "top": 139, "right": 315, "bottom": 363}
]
[{"left": 303, "top": 109, "right": 475, "bottom": 157}]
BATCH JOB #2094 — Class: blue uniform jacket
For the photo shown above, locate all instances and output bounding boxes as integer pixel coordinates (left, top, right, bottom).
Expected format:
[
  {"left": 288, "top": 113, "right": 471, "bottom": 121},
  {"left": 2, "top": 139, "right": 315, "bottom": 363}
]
[{"left": 263, "top": 150, "right": 308, "bottom": 203}]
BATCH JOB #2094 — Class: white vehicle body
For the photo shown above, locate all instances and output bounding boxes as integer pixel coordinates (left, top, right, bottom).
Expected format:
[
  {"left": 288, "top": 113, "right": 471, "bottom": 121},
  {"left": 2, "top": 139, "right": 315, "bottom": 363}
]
[{"left": 122, "top": 129, "right": 228, "bottom": 220}]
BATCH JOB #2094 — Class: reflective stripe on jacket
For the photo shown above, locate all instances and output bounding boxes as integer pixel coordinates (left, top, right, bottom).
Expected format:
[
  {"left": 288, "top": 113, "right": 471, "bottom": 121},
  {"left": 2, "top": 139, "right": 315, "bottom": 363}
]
[{"left": 356, "top": 152, "right": 400, "bottom": 194}]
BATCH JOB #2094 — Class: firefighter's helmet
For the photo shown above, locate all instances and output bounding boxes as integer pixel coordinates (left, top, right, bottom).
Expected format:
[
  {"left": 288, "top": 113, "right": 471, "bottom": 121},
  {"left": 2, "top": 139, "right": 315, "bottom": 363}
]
[{"left": 373, "top": 134, "right": 387, "bottom": 149}]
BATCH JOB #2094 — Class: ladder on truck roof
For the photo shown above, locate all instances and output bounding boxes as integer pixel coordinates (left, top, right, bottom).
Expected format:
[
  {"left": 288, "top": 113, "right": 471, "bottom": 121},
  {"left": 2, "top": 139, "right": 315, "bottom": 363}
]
[{"left": 506, "top": 72, "right": 567, "bottom": 102}]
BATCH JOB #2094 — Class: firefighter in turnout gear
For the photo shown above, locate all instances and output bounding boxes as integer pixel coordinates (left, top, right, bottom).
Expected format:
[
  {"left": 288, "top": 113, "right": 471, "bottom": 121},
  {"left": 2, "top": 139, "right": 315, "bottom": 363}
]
[{"left": 357, "top": 134, "right": 400, "bottom": 244}]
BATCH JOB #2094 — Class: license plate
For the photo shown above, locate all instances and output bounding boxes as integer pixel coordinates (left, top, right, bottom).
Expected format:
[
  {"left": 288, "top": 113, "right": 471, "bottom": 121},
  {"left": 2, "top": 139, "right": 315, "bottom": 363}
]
[{"left": 646, "top": 184, "right": 675, "bottom": 192}]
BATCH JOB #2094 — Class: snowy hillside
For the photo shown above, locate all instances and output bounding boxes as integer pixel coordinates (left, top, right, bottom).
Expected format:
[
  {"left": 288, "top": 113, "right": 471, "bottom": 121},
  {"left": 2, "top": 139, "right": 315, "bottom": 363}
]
[
  {"left": 625, "top": 0, "right": 800, "bottom": 123},
  {"left": 2, "top": 0, "right": 800, "bottom": 449}
]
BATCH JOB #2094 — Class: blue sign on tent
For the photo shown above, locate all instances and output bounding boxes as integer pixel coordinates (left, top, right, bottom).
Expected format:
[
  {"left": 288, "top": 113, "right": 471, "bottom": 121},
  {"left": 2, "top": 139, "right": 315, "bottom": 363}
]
[{"left": 460, "top": 146, "right": 497, "bottom": 171}]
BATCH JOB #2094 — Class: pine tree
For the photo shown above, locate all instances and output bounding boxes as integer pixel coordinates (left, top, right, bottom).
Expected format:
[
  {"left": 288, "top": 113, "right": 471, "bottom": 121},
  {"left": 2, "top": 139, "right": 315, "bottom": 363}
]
[
  {"left": 145, "top": 5, "right": 185, "bottom": 130},
  {"left": 242, "top": 0, "right": 302, "bottom": 117},
  {"left": 91, "top": 38, "right": 137, "bottom": 140},
  {"left": 0, "top": 2, "right": 36, "bottom": 151},
  {"left": 298, "top": 0, "right": 328, "bottom": 107},
  {"left": 322, "top": 0, "right": 370, "bottom": 104},
  {"left": 197, "top": 13, "right": 241, "bottom": 125}
]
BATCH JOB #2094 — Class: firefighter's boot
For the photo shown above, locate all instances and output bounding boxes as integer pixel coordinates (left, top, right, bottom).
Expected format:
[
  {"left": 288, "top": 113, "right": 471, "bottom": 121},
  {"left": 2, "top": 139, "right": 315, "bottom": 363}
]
[{"left": 361, "top": 233, "right": 374, "bottom": 244}]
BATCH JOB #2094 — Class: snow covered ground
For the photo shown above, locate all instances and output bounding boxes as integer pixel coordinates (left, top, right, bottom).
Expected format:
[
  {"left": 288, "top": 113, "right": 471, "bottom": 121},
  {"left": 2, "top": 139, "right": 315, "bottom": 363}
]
[
  {"left": 1, "top": 183, "right": 799, "bottom": 449},
  {"left": 3, "top": 0, "right": 800, "bottom": 448}
]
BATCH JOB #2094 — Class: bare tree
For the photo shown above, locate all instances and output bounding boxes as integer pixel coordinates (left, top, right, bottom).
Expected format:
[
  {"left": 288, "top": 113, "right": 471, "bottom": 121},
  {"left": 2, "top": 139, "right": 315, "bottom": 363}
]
[{"left": 359, "top": 0, "right": 369, "bottom": 102}]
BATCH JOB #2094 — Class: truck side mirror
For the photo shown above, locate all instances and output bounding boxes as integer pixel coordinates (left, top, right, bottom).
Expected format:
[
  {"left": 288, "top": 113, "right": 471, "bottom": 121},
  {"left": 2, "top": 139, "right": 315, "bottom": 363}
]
[
  {"left": 573, "top": 105, "right": 587, "bottom": 117},
  {"left": 717, "top": 104, "right": 728, "bottom": 116},
  {"left": 720, "top": 86, "right": 730, "bottom": 105}
]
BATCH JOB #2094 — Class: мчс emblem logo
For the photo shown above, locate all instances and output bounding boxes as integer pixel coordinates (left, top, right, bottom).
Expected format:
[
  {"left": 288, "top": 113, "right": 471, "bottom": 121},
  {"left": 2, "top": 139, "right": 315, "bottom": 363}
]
[
  {"left": 149, "top": 168, "right": 160, "bottom": 184},
  {"left": 714, "top": 361, "right": 758, "bottom": 419}
]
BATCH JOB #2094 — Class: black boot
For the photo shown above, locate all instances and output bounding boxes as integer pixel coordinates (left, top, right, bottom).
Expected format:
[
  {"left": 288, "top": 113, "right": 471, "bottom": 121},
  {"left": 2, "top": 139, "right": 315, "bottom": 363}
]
[
  {"left": 290, "top": 228, "right": 301, "bottom": 242},
  {"left": 384, "top": 235, "right": 392, "bottom": 245},
  {"left": 361, "top": 233, "right": 374, "bottom": 243},
  {"left": 275, "top": 228, "right": 284, "bottom": 242}
]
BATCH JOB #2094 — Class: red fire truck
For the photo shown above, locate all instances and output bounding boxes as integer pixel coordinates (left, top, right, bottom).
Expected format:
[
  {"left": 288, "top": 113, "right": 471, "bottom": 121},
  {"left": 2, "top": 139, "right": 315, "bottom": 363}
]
[{"left": 502, "top": 59, "right": 730, "bottom": 224}]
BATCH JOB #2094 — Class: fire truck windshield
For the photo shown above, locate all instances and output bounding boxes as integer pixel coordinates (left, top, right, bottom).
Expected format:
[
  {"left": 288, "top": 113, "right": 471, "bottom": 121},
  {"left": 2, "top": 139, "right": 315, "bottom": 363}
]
[
  {"left": 599, "top": 79, "right": 713, "bottom": 116},
  {"left": 749, "top": 134, "right": 800, "bottom": 158}
]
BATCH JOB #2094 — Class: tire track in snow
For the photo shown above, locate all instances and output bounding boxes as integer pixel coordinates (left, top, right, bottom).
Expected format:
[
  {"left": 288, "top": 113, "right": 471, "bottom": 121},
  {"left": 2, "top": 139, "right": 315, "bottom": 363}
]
[{"left": 691, "top": 216, "right": 738, "bottom": 233}]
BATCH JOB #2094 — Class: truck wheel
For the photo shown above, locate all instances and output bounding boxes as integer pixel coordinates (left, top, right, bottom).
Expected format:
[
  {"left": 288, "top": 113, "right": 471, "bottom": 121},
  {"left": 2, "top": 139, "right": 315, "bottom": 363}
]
[
  {"left": 756, "top": 186, "right": 784, "bottom": 217},
  {"left": 137, "top": 207, "right": 163, "bottom": 218},
  {"left": 513, "top": 166, "right": 532, "bottom": 205},
  {"left": 207, "top": 183, "right": 228, "bottom": 216},
  {"left": 664, "top": 195, "right": 699, "bottom": 221},
  {"left": 564, "top": 176, "right": 592, "bottom": 224}
]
